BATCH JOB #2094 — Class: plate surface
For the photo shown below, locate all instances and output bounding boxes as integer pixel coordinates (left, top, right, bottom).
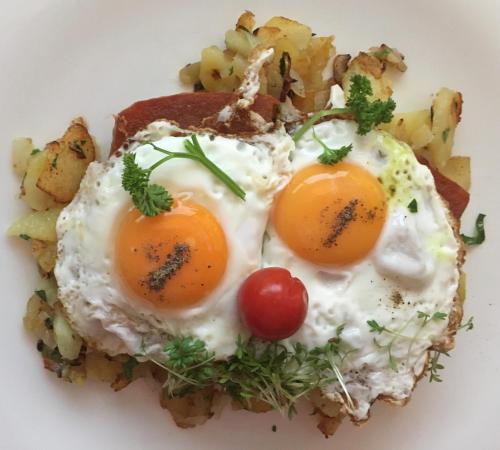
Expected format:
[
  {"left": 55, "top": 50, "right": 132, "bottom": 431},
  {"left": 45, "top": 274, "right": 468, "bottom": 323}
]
[{"left": 1, "top": 1, "right": 499, "bottom": 449}]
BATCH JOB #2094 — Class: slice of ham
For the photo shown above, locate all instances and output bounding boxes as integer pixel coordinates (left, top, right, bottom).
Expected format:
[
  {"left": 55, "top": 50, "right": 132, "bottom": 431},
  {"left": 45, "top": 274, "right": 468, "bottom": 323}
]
[
  {"left": 110, "top": 92, "right": 278, "bottom": 154},
  {"left": 418, "top": 157, "right": 469, "bottom": 219}
]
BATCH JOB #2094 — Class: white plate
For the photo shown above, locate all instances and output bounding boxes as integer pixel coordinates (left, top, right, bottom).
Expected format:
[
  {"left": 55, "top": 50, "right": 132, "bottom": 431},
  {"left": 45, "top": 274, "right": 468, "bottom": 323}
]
[{"left": 1, "top": 1, "right": 499, "bottom": 449}]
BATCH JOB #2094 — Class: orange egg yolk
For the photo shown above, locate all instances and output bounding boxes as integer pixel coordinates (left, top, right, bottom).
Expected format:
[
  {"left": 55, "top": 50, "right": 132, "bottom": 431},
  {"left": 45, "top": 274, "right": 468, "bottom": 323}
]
[
  {"left": 115, "top": 200, "right": 228, "bottom": 309},
  {"left": 273, "top": 162, "right": 387, "bottom": 266}
]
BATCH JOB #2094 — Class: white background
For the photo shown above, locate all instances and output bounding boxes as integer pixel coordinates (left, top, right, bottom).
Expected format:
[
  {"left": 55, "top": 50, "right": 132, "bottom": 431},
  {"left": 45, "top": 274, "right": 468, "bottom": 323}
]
[{"left": 1, "top": 1, "right": 499, "bottom": 449}]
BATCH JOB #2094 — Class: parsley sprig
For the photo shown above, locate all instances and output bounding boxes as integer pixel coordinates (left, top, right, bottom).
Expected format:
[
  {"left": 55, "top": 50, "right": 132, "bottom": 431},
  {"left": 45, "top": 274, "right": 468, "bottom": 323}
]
[
  {"left": 292, "top": 74, "right": 396, "bottom": 143},
  {"left": 122, "top": 135, "right": 246, "bottom": 216},
  {"left": 312, "top": 129, "right": 352, "bottom": 165}
]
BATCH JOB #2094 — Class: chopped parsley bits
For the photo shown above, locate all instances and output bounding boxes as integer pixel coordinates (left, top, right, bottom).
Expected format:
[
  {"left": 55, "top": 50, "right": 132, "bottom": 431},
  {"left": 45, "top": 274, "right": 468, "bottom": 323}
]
[{"left": 407, "top": 198, "right": 418, "bottom": 213}]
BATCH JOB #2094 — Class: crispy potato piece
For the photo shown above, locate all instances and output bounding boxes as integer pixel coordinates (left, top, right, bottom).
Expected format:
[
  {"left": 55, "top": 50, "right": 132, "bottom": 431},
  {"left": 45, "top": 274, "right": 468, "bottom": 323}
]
[
  {"left": 160, "top": 388, "right": 216, "bottom": 428},
  {"left": 53, "top": 313, "right": 83, "bottom": 360},
  {"left": 236, "top": 10, "right": 255, "bottom": 32},
  {"left": 428, "top": 88, "right": 463, "bottom": 169},
  {"left": 343, "top": 52, "right": 392, "bottom": 101},
  {"left": 86, "top": 351, "right": 123, "bottom": 383},
  {"left": 31, "top": 239, "right": 57, "bottom": 273},
  {"left": 264, "top": 17, "right": 312, "bottom": 50},
  {"left": 379, "top": 109, "right": 433, "bottom": 150},
  {"left": 36, "top": 118, "right": 96, "bottom": 203},
  {"left": 179, "top": 62, "right": 201, "bottom": 85},
  {"left": 24, "top": 294, "right": 56, "bottom": 349},
  {"left": 232, "top": 397, "right": 273, "bottom": 413},
  {"left": 12, "top": 138, "right": 34, "bottom": 177},
  {"left": 199, "top": 46, "right": 238, "bottom": 92},
  {"left": 21, "top": 151, "right": 60, "bottom": 211},
  {"left": 440, "top": 156, "right": 471, "bottom": 191},
  {"left": 309, "top": 389, "right": 345, "bottom": 437},
  {"left": 225, "top": 29, "right": 257, "bottom": 58},
  {"left": 369, "top": 44, "right": 407, "bottom": 72},
  {"left": 316, "top": 412, "right": 345, "bottom": 437},
  {"left": 333, "top": 54, "right": 351, "bottom": 85},
  {"left": 7, "top": 207, "right": 62, "bottom": 242}
]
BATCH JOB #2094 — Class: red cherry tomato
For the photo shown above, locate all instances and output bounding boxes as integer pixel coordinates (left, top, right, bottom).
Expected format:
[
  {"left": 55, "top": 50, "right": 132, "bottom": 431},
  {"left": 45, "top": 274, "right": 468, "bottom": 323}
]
[{"left": 238, "top": 267, "right": 308, "bottom": 341}]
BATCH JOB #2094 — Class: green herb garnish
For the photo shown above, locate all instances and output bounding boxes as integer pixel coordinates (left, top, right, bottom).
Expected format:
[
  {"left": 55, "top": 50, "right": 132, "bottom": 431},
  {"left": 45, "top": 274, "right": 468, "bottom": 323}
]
[
  {"left": 123, "top": 356, "right": 139, "bottom": 380},
  {"left": 461, "top": 213, "right": 486, "bottom": 245},
  {"left": 30, "top": 148, "right": 41, "bottom": 156},
  {"left": 35, "top": 289, "right": 48, "bottom": 302},
  {"left": 19, "top": 233, "right": 31, "bottom": 241},
  {"left": 441, "top": 127, "right": 450, "bottom": 143},
  {"left": 51, "top": 154, "right": 59, "bottom": 169},
  {"left": 293, "top": 74, "right": 396, "bottom": 142},
  {"left": 313, "top": 129, "right": 352, "bottom": 165},
  {"left": 372, "top": 47, "right": 391, "bottom": 60},
  {"left": 122, "top": 135, "right": 245, "bottom": 217},
  {"left": 458, "top": 316, "right": 474, "bottom": 331},
  {"left": 407, "top": 198, "right": 418, "bottom": 213},
  {"left": 428, "top": 350, "right": 449, "bottom": 383}
]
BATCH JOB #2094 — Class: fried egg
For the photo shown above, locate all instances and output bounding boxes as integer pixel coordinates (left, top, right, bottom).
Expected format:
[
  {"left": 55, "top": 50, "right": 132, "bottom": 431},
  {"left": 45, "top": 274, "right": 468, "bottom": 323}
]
[
  {"left": 55, "top": 120, "right": 292, "bottom": 358},
  {"left": 263, "top": 119, "right": 460, "bottom": 420}
]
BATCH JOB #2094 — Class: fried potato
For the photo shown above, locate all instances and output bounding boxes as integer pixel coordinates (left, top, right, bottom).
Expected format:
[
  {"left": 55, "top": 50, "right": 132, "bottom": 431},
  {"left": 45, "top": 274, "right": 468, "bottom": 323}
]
[
  {"left": 36, "top": 118, "right": 96, "bottom": 203},
  {"left": 21, "top": 150, "right": 60, "bottom": 211},
  {"left": 440, "top": 156, "right": 471, "bottom": 191},
  {"left": 7, "top": 207, "right": 62, "bottom": 242},
  {"left": 428, "top": 88, "right": 463, "bottom": 169},
  {"left": 225, "top": 29, "right": 257, "bottom": 58},
  {"left": 24, "top": 294, "right": 56, "bottom": 349},
  {"left": 368, "top": 44, "right": 407, "bottom": 72},
  {"left": 179, "top": 62, "right": 201, "bottom": 85},
  {"left": 236, "top": 10, "right": 255, "bottom": 32},
  {"left": 12, "top": 137, "right": 34, "bottom": 177},
  {"left": 160, "top": 388, "right": 216, "bottom": 428},
  {"left": 53, "top": 313, "right": 83, "bottom": 360},
  {"left": 263, "top": 16, "right": 312, "bottom": 50},
  {"left": 31, "top": 239, "right": 57, "bottom": 273},
  {"left": 379, "top": 109, "right": 433, "bottom": 150},
  {"left": 85, "top": 351, "right": 124, "bottom": 383},
  {"left": 342, "top": 52, "right": 392, "bottom": 101},
  {"left": 199, "top": 46, "right": 238, "bottom": 92}
]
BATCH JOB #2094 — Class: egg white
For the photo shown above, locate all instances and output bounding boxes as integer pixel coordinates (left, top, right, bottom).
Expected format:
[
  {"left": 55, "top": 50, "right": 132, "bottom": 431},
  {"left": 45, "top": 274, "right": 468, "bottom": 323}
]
[
  {"left": 55, "top": 120, "right": 292, "bottom": 359},
  {"left": 262, "top": 119, "right": 460, "bottom": 420}
]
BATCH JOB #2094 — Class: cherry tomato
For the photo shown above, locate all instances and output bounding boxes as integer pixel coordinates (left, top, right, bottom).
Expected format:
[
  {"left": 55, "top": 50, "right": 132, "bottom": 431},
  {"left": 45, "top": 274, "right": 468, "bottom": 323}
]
[{"left": 238, "top": 267, "right": 308, "bottom": 341}]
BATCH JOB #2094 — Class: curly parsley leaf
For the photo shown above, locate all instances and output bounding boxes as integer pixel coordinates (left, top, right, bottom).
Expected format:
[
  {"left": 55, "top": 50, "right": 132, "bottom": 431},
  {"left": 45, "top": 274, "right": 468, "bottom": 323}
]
[
  {"left": 313, "top": 129, "right": 352, "bottom": 165},
  {"left": 122, "top": 135, "right": 245, "bottom": 217},
  {"left": 461, "top": 213, "right": 486, "bottom": 245},
  {"left": 122, "top": 152, "right": 173, "bottom": 217},
  {"left": 293, "top": 74, "right": 396, "bottom": 143}
]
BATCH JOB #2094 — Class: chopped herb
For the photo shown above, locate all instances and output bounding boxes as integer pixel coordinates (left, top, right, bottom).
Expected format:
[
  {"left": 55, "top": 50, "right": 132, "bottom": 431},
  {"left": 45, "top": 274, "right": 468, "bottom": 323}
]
[
  {"left": 19, "top": 233, "right": 31, "bottom": 241},
  {"left": 123, "top": 357, "right": 139, "bottom": 380},
  {"left": 313, "top": 129, "right": 352, "bottom": 165},
  {"left": 30, "top": 148, "right": 41, "bottom": 156},
  {"left": 293, "top": 74, "right": 396, "bottom": 142},
  {"left": 228, "top": 66, "right": 234, "bottom": 76},
  {"left": 122, "top": 135, "right": 245, "bottom": 216},
  {"left": 35, "top": 289, "right": 48, "bottom": 302},
  {"left": 441, "top": 127, "right": 450, "bottom": 143},
  {"left": 51, "top": 154, "right": 59, "bottom": 169},
  {"left": 335, "top": 323, "right": 346, "bottom": 337},
  {"left": 407, "top": 198, "right": 418, "bottom": 213},
  {"left": 367, "top": 319, "right": 385, "bottom": 334},
  {"left": 461, "top": 213, "right": 486, "bottom": 245}
]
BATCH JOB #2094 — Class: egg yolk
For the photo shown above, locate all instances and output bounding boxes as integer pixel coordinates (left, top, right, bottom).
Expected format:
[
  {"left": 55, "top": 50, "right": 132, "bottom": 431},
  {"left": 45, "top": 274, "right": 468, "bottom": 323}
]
[
  {"left": 273, "top": 163, "right": 387, "bottom": 266},
  {"left": 115, "top": 200, "right": 228, "bottom": 309}
]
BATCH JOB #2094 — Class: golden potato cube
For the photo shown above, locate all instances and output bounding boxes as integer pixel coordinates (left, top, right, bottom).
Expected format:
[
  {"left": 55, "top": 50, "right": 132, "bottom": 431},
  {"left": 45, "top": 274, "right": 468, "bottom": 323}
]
[
  {"left": 264, "top": 16, "right": 312, "bottom": 50},
  {"left": 236, "top": 11, "right": 255, "bottom": 32},
  {"left": 21, "top": 150, "right": 60, "bottom": 211},
  {"left": 179, "top": 62, "right": 201, "bottom": 85},
  {"left": 7, "top": 207, "right": 62, "bottom": 242},
  {"left": 36, "top": 119, "right": 96, "bottom": 203},
  {"left": 428, "top": 88, "right": 463, "bottom": 169},
  {"left": 12, "top": 137, "right": 34, "bottom": 177},
  {"left": 31, "top": 239, "right": 57, "bottom": 273},
  {"left": 199, "top": 46, "right": 238, "bottom": 92}
]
